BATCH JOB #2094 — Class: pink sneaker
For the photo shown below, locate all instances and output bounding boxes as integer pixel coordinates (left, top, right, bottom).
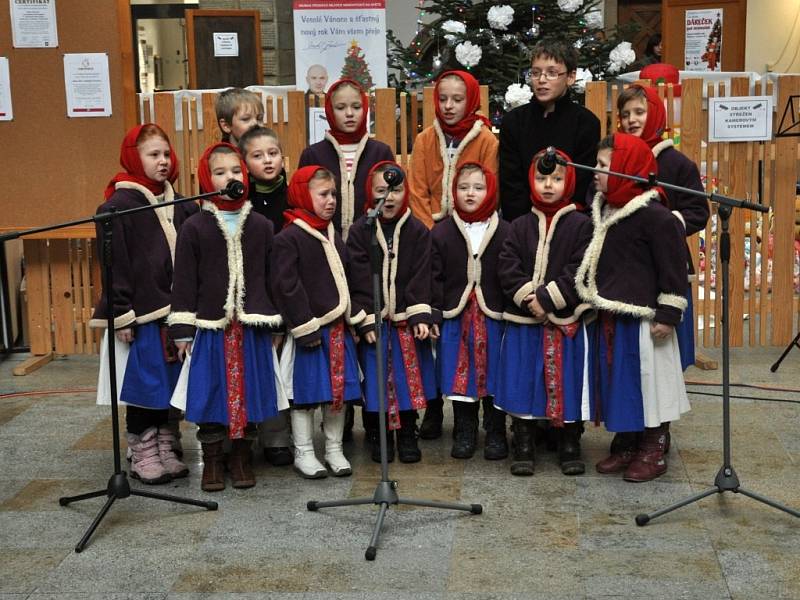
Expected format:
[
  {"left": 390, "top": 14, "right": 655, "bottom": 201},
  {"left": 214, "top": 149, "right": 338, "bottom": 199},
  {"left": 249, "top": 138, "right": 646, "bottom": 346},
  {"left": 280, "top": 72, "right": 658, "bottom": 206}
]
[
  {"left": 127, "top": 427, "right": 171, "bottom": 484},
  {"left": 157, "top": 426, "right": 189, "bottom": 479}
]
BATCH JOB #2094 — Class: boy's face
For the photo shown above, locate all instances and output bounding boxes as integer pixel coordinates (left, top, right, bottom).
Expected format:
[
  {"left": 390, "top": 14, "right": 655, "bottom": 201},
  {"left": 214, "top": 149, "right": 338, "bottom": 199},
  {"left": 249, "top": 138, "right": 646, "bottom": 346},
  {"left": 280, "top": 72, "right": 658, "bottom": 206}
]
[
  {"left": 533, "top": 165, "right": 567, "bottom": 205},
  {"left": 331, "top": 85, "right": 364, "bottom": 133},
  {"left": 530, "top": 56, "right": 575, "bottom": 108},
  {"left": 306, "top": 66, "right": 329, "bottom": 93},
  {"left": 437, "top": 77, "right": 468, "bottom": 126},
  {"left": 209, "top": 152, "right": 244, "bottom": 199},
  {"left": 138, "top": 137, "right": 172, "bottom": 183},
  {"left": 370, "top": 172, "right": 405, "bottom": 221},
  {"left": 309, "top": 177, "right": 337, "bottom": 220},
  {"left": 244, "top": 136, "right": 283, "bottom": 183},
  {"left": 594, "top": 148, "right": 612, "bottom": 194},
  {"left": 619, "top": 97, "right": 648, "bottom": 138},
  {"left": 455, "top": 169, "right": 487, "bottom": 214},
  {"left": 220, "top": 103, "right": 264, "bottom": 144}
]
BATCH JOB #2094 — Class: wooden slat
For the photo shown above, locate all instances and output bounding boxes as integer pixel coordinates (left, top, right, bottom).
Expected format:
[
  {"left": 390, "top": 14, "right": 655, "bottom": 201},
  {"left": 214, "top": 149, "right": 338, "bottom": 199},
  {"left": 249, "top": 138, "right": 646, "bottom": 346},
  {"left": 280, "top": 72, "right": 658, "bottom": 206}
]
[
  {"left": 610, "top": 82, "right": 619, "bottom": 133},
  {"left": 410, "top": 90, "right": 419, "bottom": 139},
  {"left": 479, "top": 85, "right": 489, "bottom": 119},
  {"left": 702, "top": 82, "right": 715, "bottom": 347},
  {"left": 23, "top": 239, "right": 51, "bottom": 355},
  {"left": 154, "top": 93, "right": 177, "bottom": 153},
  {"left": 142, "top": 96, "right": 152, "bottom": 123},
  {"left": 201, "top": 92, "right": 219, "bottom": 149},
  {"left": 78, "top": 239, "right": 93, "bottom": 353},
  {"left": 13, "top": 353, "right": 53, "bottom": 376},
  {"left": 374, "top": 88, "right": 396, "bottom": 151},
  {"left": 585, "top": 81, "right": 607, "bottom": 137},
  {"left": 73, "top": 240, "right": 86, "bottom": 353},
  {"left": 285, "top": 91, "right": 308, "bottom": 174},
  {"left": 422, "top": 86, "right": 434, "bottom": 130},
  {"left": 399, "top": 92, "right": 409, "bottom": 169},
  {"left": 49, "top": 239, "right": 75, "bottom": 354},
  {"left": 180, "top": 97, "right": 192, "bottom": 196},
  {"left": 189, "top": 97, "right": 201, "bottom": 196}
]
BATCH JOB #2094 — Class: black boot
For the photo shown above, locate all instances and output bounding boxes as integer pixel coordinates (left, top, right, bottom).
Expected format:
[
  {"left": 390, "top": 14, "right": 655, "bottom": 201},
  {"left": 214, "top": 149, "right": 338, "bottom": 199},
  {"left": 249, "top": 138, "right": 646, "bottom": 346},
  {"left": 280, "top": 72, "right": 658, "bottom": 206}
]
[
  {"left": 558, "top": 422, "right": 585, "bottom": 475},
  {"left": 364, "top": 412, "right": 393, "bottom": 463},
  {"left": 419, "top": 395, "right": 444, "bottom": 440},
  {"left": 397, "top": 411, "right": 422, "bottom": 463},
  {"left": 451, "top": 401, "right": 479, "bottom": 459},
  {"left": 510, "top": 418, "right": 536, "bottom": 476},
  {"left": 482, "top": 397, "right": 509, "bottom": 460},
  {"left": 342, "top": 403, "right": 355, "bottom": 442}
]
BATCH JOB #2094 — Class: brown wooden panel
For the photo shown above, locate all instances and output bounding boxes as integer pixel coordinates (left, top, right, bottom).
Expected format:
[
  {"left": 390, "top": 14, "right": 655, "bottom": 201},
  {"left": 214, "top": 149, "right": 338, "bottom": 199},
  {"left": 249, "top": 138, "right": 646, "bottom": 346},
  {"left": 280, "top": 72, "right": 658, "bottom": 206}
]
[
  {"left": 23, "top": 240, "right": 51, "bottom": 355},
  {"left": 49, "top": 240, "right": 75, "bottom": 355},
  {"left": 399, "top": 92, "right": 409, "bottom": 170},
  {"left": 585, "top": 81, "right": 607, "bottom": 137},
  {"left": 374, "top": 88, "right": 396, "bottom": 151},
  {"left": 285, "top": 91, "right": 308, "bottom": 174},
  {"left": 202, "top": 92, "right": 220, "bottom": 149},
  {"left": 422, "top": 87, "right": 434, "bottom": 130}
]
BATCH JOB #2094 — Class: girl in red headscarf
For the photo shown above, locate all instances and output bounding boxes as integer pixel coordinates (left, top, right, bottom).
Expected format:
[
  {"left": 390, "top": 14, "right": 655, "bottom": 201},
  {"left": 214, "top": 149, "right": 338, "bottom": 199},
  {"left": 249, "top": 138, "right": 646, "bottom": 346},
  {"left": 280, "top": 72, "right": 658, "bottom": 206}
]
[
  {"left": 271, "top": 165, "right": 365, "bottom": 479},
  {"left": 430, "top": 161, "right": 509, "bottom": 461},
  {"left": 168, "top": 142, "right": 282, "bottom": 492},
  {"left": 91, "top": 123, "right": 195, "bottom": 486},
  {"left": 345, "top": 161, "right": 436, "bottom": 464},
  {"left": 575, "top": 133, "right": 691, "bottom": 483},
  {"left": 496, "top": 149, "right": 594, "bottom": 478},
  {"left": 297, "top": 79, "right": 395, "bottom": 238},
  {"left": 617, "top": 84, "right": 709, "bottom": 373},
  {"left": 408, "top": 71, "right": 498, "bottom": 231}
]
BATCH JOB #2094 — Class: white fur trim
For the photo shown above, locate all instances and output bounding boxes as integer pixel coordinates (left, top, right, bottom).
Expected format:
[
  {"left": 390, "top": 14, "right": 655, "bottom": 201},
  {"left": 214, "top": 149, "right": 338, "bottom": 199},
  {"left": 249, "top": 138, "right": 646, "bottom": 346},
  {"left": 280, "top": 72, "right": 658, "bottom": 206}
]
[
  {"left": 545, "top": 281, "right": 567, "bottom": 311},
  {"left": 402, "top": 303, "right": 431, "bottom": 318},
  {"left": 90, "top": 309, "right": 136, "bottom": 330},
  {"left": 501, "top": 311, "right": 544, "bottom": 325},
  {"left": 115, "top": 181, "right": 178, "bottom": 264},
  {"left": 167, "top": 311, "right": 197, "bottom": 327},
  {"left": 529, "top": 204, "right": 575, "bottom": 293},
  {"left": 651, "top": 139, "right": 674, "bottom": 158},
  {"left": 513, "top": 282, "right": 536, "bottom": 308},
  {"left": 430, "top": 120, "right": 484, "bottom": 222},
  {"left": 239, "top": 313, "right": 283, "bottom": 328},
  {"left": 347, "top": 309, "right": 366, "bottom": 326},
  {"left": 657, "top": 292, "right": 688, "bottom": 311},
  {"left": 135, "top": 305, "right": 170, "bottom": 325},
  {"left": 291, "top": 317, "right": 320, "bottom": 339},
  {"left": 671, "top": 210, "right": 686, "bottom": 230},
  {"left": 324, "top": 132, "right": 369, "bottom": 238},
  {"left": 363, "top": 313, "right": 376, "bottom": 327}
]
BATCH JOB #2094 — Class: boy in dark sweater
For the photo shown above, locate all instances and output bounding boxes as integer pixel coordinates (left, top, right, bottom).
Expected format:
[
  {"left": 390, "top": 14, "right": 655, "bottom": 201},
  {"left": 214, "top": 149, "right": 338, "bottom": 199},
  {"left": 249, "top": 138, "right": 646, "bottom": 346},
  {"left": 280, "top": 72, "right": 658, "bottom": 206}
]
[{"left": 499, "top": 41, "right": 600, "bottom": 221}]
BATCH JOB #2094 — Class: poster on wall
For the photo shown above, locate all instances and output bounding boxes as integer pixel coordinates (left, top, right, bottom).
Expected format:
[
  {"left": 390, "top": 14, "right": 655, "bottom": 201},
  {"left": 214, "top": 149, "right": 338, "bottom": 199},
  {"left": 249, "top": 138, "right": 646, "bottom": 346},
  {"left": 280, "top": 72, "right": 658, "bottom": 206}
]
[
  {"left": 63, "top": 53, "right": 112, "bottom": 118},
  {"left": 685, "top": 8, "right": 723, "bottom": 72},
  {"left": 10, "top": 0, "right": 59, "bottom": 48},
  {"left": 0, "top": 58, "right": 12, "bottom": 121},
  {"left": 293, "top": 0, "right": 388, "bottom": 94}
]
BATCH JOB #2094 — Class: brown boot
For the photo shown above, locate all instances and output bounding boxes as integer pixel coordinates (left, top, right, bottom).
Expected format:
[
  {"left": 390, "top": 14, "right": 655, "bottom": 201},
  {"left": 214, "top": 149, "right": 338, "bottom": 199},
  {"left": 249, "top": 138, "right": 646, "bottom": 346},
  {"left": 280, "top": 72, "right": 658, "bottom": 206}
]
[
  {"left": 201, "top": 440, "right": 226, "bottom": 492},
  {"left": 623, "top": 424, "right": 669, "bottom": 482},
  {"left": 227, "top": 439, "right": 256, "bottom": 489},
  {"left": 596, "top": 431, "right": 640, "bottom": 474}
]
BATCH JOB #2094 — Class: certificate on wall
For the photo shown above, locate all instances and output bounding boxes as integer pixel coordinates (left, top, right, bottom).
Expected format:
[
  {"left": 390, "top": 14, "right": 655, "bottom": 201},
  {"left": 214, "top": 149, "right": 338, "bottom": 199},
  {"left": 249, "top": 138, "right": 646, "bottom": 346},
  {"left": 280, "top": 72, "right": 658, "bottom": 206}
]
[
  {"left": 10, "top": 0, "right": 59, "bottom": 48},
  {"left": 0, "top": 58, "right": 12, "bottom": 121},
  {"left": 63, "top": 53, "right": 112, "bottom": 118}
]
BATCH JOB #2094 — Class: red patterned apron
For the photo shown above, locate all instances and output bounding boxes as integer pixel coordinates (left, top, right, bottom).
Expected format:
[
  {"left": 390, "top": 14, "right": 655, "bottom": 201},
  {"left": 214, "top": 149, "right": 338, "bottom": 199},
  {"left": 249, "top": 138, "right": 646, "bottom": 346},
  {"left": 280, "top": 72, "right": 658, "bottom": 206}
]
[
  {"left": 543, "top": 321, "right": 580, "bottom": 427},
  {"left": 223, "top": 319, "right": 247, "bottom": 439},
  {"left": 452, "top": 291, "right": 488, "bottom": 398},
  {"left": 385, "top": 322, "right": 428, "bottom": 430}
]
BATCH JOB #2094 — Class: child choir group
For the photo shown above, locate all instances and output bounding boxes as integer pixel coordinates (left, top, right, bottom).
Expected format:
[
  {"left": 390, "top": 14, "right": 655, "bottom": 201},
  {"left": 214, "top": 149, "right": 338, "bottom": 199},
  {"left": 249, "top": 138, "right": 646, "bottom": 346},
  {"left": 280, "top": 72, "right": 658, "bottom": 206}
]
[{"left": 92, "top": 41, "right": 708, "bottom": 493}]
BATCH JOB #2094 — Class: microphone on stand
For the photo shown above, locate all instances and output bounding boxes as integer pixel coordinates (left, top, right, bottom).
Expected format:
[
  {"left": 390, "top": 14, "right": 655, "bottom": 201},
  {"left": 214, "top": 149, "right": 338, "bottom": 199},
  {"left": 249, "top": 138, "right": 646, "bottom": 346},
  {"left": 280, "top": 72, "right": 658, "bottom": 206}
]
[
  {"left": 382, "top": 165, "right": 405, "bottom": 188},
  {"left": 536, "top": 146, "right": 561, "bottom": 176},
  {"left": 222, "top": 179, "right": 246, "bottom": 199}
]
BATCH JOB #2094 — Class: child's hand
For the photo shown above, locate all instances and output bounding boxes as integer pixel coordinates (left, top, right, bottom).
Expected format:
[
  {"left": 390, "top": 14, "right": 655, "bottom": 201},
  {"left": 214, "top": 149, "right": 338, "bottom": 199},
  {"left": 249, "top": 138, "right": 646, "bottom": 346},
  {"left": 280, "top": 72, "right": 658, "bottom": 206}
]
[
  {"left": 524, "top": 294, "right": 546, "bottom": 318},
  {"left": 650, "top": 322, "right": 674, "bottom": 340},
  {"left": 430, "top": 324, "right": 440, "bottom": 339},
  {"left": 272, "top": 334, "right": 284, "bottom": 349},
  {"left": 175, "top": 340, "right": 192, "bottom": 361},
  {"left": 115, "top": 328, "right": 134, "bottom": 343},
  {"left": 349, "top": 326, "right": 360, "bottom": 344},
  {"left": 364, "top": 330, "right": 376, "bottom": 344},
  {"left": 413, "top": 323, "right": 430, "bottom": 340}
]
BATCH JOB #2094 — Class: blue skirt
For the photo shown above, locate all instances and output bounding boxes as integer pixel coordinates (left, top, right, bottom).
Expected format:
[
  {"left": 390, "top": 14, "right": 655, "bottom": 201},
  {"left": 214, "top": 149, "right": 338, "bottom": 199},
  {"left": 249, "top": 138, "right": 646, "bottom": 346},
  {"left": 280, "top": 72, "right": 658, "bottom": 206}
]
[
  {"left": 437, "top": 314, "right": 504, "bottom": 398},
  {"left": 495, "top": 322, "right": 592, "bottom": 423},
  {"left": 359, "top": 322, "right": 437, "bottom": 412},
  {"left": 120, "top": 322, "right": 181, "bottom": 410},
  {"left": 676, "top": 286, "right": 695, "bottom": 371},
  {"left": 292, "top": 324, "right": 361, "bottom": 407},
  {"left": 185, "top": 326, "right": 279, "bottom": 425},
  {"left": 596, "top": 315, "right": 645, "bottom": 433}
]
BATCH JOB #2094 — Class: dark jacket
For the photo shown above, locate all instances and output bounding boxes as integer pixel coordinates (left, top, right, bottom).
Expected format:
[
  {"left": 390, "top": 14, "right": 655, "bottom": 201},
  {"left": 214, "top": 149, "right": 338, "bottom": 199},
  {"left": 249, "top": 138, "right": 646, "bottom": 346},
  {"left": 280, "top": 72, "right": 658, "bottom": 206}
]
[
  {"left": 499, "top": 92, "right": 601, "bottom": 220},
  {"left": 248, "top": 170, "right": 288, "bottom": 235},
  {"left": 167, "top": 203, "right": 282, "bottom": 340},
  {"left": 499, "top": 206, "right": 593, "bottom": 325},
  {"left": 271, "top": 220, "right": 365, "bottom": 346},
  {"left": 576, "top": 190, "right": 689, "bottom": 326},
  {"left": 431, "top": 213, "right": 509, "bottom": 324},
  {"left": 346, "top": 210, "right": 433, "bottom": 333},
  {"left": 90, "top": 182, "right": 197, "bottom": 329},
  {"left": 297, "top": 133, "right": 395, "bottom": 236}
]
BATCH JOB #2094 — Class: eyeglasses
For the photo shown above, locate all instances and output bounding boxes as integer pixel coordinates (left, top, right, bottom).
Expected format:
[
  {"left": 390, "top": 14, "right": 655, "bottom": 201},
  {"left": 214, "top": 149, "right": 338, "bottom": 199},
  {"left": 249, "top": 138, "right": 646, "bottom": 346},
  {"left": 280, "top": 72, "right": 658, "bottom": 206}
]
[{"left": 530, "top": 70, "right": 568, "bottom": 81}]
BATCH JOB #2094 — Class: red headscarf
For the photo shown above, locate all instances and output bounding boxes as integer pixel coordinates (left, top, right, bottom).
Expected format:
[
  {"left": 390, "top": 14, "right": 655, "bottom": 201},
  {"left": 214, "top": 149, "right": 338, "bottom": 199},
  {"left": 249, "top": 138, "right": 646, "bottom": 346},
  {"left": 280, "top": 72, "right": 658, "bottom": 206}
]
[
  {"left": 197, "top": 142, "right": 249, "bottom": 211},
  {"left": 104, "top": 124, "right": 179, "bottom": 200},
  {"left": 640, "top": 63, "right": 681, "bottom": 97},
  {"left": 434, "top": 70, "right": 491, "bottom": 139},
  {"left": 363, "top": 161, "right": 409, "bottom": 223},
  {"left": 619, "top": 84, "right": 666, "bottom": 148},
  {"left": 284, "top": 165, "right": 332, "bottom": 231},
  {"left": 452, "top": 162, "right": 498, "bottom": 223},
  {"left": 605, "top": 133, "right": 661, "bottom": 208},
  {"left": 324, "top": 79, "right": 369, "bottom": 145},
  {"left": 528, "top": 149, "right": 576, "bottom": 226}
]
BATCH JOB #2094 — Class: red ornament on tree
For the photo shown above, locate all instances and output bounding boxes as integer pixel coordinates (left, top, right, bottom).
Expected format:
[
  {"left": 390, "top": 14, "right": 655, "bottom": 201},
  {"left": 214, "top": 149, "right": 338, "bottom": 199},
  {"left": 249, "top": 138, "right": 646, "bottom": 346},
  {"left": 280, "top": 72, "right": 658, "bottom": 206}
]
[{"left": 341, "top": 40, "right": 375, "bottom": 90}]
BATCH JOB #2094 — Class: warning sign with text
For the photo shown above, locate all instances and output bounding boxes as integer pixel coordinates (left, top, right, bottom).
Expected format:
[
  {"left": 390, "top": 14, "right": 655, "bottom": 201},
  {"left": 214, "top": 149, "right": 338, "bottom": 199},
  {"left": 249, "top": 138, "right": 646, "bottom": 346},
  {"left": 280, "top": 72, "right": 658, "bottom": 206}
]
[{"left": 708, "top": 96, "right": 772, "bottom": 142}]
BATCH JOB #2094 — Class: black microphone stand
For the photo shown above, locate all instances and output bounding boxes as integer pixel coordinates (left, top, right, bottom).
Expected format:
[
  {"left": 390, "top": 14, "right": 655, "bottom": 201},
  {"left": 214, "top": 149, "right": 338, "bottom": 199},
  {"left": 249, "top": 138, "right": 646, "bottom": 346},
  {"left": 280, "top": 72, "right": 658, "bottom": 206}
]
[
  {"left": 552, "top": 153, "right": 800, "bottom": 526},
  {"left": 0, "top": 187, "right": 236, "bottom": 552},
  {"left": 306, "top": 183, "right": 482, "bottom": 561}
]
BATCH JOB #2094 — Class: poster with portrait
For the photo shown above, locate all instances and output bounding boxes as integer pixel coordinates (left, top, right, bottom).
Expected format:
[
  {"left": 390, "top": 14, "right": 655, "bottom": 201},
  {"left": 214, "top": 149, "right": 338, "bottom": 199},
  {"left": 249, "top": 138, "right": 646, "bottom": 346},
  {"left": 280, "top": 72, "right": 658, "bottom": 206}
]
[
  {"left": 292, "top": 0, "right": 387, "bottom": 94},
  {"left": 684, "top": 9, "right": 723, "bottom": 72}
]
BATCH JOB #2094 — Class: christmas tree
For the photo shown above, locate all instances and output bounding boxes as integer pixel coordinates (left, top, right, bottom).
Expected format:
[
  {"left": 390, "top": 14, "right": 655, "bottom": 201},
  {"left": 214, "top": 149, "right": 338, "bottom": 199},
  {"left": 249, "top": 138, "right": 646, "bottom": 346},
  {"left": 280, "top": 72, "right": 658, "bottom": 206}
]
[
  {"left": 387, "top": 0, "right": 638, "bottom": 120},
  {"left": 341, "top": 40, "right": 375, "bottom": 90}
]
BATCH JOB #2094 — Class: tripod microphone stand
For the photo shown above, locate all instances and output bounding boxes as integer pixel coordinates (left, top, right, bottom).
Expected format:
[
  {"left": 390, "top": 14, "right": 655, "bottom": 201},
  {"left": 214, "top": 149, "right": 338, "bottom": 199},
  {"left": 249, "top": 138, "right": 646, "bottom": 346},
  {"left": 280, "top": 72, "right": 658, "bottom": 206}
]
[
  {"left": 0, "top": 184, "right": 245, "bottom": 551},
  {"left": 544, "top": 148, "right": 800, "bottom": 526},
  {"left": 306, "top": 168, "right": 482, "bottom": 561}
]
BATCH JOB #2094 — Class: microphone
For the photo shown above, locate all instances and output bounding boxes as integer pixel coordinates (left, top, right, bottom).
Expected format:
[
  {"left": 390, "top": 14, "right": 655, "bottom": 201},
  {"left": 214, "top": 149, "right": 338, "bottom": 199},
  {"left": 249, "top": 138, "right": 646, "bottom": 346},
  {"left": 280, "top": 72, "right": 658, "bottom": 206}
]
[
  {"left": 222, "top": 179, "right": 246, "bottom": 200},
  {"left": 536, "top": 147, "right": 559, "bottom": 176},
  {"left": 382, "top": 165, "right": 405, "bottom": 188}
]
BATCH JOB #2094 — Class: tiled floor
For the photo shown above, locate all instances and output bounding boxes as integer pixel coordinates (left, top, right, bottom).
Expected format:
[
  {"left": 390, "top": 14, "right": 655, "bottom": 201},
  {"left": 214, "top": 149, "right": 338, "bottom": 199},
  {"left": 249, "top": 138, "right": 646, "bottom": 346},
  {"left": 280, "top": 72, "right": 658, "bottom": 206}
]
[{"left": 1, "top": 346, "right": 799, "bottom": 599}]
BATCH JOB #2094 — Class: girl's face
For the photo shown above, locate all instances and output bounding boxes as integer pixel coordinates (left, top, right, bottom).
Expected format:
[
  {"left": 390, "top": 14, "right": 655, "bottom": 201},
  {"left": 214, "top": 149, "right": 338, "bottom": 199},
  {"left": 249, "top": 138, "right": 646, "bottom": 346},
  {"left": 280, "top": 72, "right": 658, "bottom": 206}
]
[
  {"left": 309, "top": 177, "right": 337, "bottom": 220},
  {"left": 619, "top": 97, "right": 648, "bottom": 138},
  {"left": 455, "top": 169, "right": 487, "bottom": 214},
  {"left": 244, "top": 136, "right": 283, "bottom": 183},
  {"left": 138, "top": 137, "right": 172, "bottom": 183},
  {"left": 437, "top": 77, "right": 468, "bottom": 125},
  {"left": 331, "top": 85, "right": 364, "bottom": 133},
  {"left": 370, "top": 172, "right": 405, "bottom": 221},
  {"left": 533, "top": 165, "right": 567, "bottom": 204},
  {"left": 594, "top": 148, "right": 612, "bottom": 194},
  {"left": 208, "top": 152, "right": 244, "bottom": 199}
]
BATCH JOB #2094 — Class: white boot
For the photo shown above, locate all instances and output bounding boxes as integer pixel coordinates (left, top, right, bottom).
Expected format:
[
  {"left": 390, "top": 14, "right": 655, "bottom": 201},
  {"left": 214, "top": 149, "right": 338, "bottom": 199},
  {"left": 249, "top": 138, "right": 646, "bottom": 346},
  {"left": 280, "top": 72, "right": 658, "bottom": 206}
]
[
  {"left": 322, "top": 404, "right": 352, "bottom": 477},
  {"left": 290, "top": 408, "right": 327, "bottom": 479}
]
